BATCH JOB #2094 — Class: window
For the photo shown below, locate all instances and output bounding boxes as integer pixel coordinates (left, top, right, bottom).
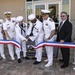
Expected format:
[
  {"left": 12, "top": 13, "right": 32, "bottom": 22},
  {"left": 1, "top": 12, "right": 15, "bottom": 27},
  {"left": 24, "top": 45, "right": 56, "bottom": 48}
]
[
  {"left": 27, "top": 0, "right": 32, "bottom": 1},
  {"left": 26, "top": 3, "right": 33, "bottom": 21},
  {"left": 62, "top": 0, "right": 69, "bottom": 15}
]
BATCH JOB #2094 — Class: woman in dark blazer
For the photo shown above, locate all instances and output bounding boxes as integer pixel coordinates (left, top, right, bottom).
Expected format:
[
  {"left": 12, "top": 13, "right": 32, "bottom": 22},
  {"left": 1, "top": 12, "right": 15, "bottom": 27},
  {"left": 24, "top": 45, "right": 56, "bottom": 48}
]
[{"left": 57, "top": 11, "right": 72, "bottom": 68}]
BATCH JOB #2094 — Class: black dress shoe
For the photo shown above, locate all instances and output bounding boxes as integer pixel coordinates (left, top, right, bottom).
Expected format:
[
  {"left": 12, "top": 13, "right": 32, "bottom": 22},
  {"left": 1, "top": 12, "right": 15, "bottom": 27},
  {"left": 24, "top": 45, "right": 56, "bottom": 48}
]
[
  {"left": 60, "top": 64, "right": 69, "bottom": 68},
  {"left": 33, "top": 61, "right": 41, "bottom": 65},
  {"left": 59, "top": 59, "right": 64, "bottom": 62},
  {"left": 24, "top": 57, "right": 30, "bottom": 60},
  {"left": 31, "top": 57, "right": 36, "bottom": 60},
  {"left": 18, "top": 59, "right": 22, "bottom": 63}
]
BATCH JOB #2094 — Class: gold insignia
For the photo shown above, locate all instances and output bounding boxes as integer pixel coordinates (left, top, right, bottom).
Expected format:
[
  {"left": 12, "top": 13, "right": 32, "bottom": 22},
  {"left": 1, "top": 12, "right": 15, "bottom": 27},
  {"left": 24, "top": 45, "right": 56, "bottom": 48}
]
[
  {"left": 49, "top": 18, "right": 53, "bottom": 22},
  {"left": 7, "top": 24, "right": 9, "bottom": 26},
  {"left": 45, "top": 24, "right": 48, "bottom": 26},
  {"left": 35, "top": 27, "right": 38, "bottom": 30},
  {"left": 12, "top": 21, "right": 15, "bottom": 23},
  {"left": 37, "top": 30, "right": 39, "bottom": 33},
  {"left": 7, "top": 27, "right": 10, "bottom": 29}
]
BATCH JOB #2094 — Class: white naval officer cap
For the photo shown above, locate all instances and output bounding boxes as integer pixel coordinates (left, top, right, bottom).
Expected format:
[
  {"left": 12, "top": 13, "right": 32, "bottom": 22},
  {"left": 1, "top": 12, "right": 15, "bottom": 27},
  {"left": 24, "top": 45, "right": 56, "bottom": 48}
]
[
  {"left": 41, "top": 9, "right": 50, "bottom": 14},
  {"left": 28, "top": 14, "right": 36, "bottom": 20},
  {"left": 16, "top": 16, "right": 23, "bottom": 22},
  {"left": 0, "top": 19, "right": 3, "bottom": 23},
  {"left": 4, "top": 11, "right": 11, "bottom": 16}
]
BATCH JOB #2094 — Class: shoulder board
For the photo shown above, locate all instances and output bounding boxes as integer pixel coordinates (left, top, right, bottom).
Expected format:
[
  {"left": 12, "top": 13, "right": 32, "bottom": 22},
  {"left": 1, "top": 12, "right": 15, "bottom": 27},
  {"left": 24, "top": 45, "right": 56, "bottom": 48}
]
[{"left": 49, "top": 18, "right": 53, "bottom": 22}]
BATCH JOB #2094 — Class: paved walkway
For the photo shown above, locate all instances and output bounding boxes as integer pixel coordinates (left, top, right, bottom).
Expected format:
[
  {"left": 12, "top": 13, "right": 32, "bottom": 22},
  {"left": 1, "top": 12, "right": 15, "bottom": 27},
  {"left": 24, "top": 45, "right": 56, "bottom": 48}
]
[{"left": 0, "top": 46, "right": 75, "bottom": 75}]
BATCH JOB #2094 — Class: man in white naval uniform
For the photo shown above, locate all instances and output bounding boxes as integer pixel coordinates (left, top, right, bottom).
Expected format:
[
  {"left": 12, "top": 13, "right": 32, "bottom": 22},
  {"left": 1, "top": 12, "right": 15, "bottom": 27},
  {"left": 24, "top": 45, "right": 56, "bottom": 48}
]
[
  {"left": 41, "top": 10, "right": 55, "bottom": 67},
  {"left": 3, "top": 11, "right": 16, "bottom": 60},
  {"left": 0, "top": 19, "right": 6, "bottom": 59},
  {"left": 26, "top": 14, "right": 44, "bottom": 65},
  {"left": 15, "top": 16, "right": 30, "bottom": 63}
]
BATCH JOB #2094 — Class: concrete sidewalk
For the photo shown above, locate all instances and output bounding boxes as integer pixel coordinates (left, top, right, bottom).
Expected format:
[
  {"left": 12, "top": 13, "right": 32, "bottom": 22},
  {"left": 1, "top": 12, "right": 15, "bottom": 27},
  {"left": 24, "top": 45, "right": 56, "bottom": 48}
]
[{"left": 0, "top": 47, "right": 75, "bottom": 75}]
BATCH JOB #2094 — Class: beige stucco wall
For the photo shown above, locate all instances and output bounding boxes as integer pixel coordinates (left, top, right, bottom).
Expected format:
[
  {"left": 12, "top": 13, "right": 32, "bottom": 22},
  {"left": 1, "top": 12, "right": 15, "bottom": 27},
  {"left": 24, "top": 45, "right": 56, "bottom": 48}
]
[
  {"left": 71, "top": 0, "right": 75, "bottom": 40},
  {"left": 0, "top": 0, "right": 26, "bottom": 21},
  {"left": 71, "top": 0, "right": 75, "bottom": 25},
  {"left": 0, "top": 0, "right": 75, "bottom": 23}
]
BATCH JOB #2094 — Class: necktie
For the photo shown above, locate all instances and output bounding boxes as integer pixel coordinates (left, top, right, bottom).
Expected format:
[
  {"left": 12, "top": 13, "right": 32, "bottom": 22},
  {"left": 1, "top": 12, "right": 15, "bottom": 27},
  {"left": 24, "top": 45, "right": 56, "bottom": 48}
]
[
  {"left": 30, "top": 24, "right": 36, "bottom": 36},
  {"left": 19, "top": 24, "right": 25, "bottom": 34},
  {"left": 59, "top": 22, "right": 63, "bottom": 31}
]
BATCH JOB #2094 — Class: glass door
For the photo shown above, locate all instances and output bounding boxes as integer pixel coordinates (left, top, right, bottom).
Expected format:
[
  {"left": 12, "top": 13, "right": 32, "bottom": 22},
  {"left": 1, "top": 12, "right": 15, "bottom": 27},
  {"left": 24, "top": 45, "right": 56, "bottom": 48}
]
[
  {"left": 48, "top": 4, "right": 59, "bottom": 30},
  {"left": 47, "top": 1, "right": 61, "bottom": 31},
  {"left": 34, "top": 1, "right": 61, "bottom": 30},
  {"left": 26, "top": 2, "right": 33, "bottom": 21},
  {"left": 34, "top": 3, "right": 46, "bottom": 22}
]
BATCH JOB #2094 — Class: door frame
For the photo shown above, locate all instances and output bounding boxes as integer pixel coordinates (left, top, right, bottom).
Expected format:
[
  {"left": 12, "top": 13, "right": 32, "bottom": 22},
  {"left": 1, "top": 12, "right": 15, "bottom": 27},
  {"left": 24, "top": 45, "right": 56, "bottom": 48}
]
[
  {"left": 47, "top": 1, "right": 62, "bottom": 24},
  {"left": 33, "top": 1, "right": 62, "bottom": 24},
  {"left": 33, "top": 2, "right": 46, "bottom": 15}
]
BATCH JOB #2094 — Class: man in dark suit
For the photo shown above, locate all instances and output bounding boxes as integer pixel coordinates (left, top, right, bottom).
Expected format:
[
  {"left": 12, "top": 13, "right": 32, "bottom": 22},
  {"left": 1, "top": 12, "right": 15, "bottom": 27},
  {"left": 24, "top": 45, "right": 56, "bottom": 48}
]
[{"left": 57, "top": 11, "right": 72, "bottom": 68}]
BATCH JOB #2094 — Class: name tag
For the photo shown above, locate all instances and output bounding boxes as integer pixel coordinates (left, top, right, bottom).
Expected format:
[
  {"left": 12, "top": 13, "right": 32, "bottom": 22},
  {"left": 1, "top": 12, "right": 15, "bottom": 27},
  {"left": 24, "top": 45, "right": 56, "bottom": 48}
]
[
  {"left": 12, "top": 30, "right": 15, "bottom": 32},
  {"left": 45, "top": 24, "right": 48, "bottom": 26}
]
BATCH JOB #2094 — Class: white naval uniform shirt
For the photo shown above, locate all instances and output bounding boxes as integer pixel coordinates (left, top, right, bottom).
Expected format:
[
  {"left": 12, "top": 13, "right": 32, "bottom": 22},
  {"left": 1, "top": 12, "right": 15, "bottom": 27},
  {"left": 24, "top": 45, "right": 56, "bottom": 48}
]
[
  {"left": 43, "top": 17, "right": 55, "bottom": 40},
  {"left": 26, "top": 22, "right": 33, "bottom": 36},
  {"left": 27, "top": 19, "right": 44, "bottom": 42},
  {"left": 15, "top": 22, "right": 27, "bottom": 41},
  {"left": 0, "top": 23, "right": 3, "bottom": 39},
  {"left": 3, "top": 18, "right": 16, "bottom": 38}
]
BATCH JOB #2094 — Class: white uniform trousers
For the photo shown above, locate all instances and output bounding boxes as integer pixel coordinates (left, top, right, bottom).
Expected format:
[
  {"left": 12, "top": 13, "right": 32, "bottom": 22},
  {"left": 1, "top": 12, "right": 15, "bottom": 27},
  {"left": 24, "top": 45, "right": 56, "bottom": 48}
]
[
  {"left": 45, "top": 46, "right": 53, "bottom": 64},
  {"left": 0, "top": 33, "right": 5, "bottom": 59},
  {"left": 35, "top": 47, "right": 43, "bottom": 62},
  {"left": 7, "top": 44, "right": 15, "bottom": 59},
  {"left": 45, "top": 36, "right": 54, "bottom": 65},
  {"left": 21, "top": 41, "right": 27, "bottom": 57},
  {"left": 35, "top": 38, "right": 43, "bottom": 62},
  {"left": 15, "top": 38, "right": 27, "bottom": 59},
  {"left": 7, "top": 37, "right": 15, "bottom": 59},
  {"left": 0, "top": 44, "right": 5, "bottom": 59},
  {"left": 74, "top": 50, "right": 75, "bottom": 63}
]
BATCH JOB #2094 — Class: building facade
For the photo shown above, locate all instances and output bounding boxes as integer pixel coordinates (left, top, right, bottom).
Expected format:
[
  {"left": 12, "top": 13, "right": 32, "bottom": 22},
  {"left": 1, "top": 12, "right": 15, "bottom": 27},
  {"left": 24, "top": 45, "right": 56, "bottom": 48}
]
[{"left": 0, "top": 0, "right": 75, "bottom": 25}]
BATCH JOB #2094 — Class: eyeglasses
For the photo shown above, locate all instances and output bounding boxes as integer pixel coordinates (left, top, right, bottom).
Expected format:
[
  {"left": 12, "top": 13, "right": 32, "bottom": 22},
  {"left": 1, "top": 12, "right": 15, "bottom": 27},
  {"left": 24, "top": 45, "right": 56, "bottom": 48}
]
[{"left": 61, "top": 15, "right": 65, "bottom": 17}]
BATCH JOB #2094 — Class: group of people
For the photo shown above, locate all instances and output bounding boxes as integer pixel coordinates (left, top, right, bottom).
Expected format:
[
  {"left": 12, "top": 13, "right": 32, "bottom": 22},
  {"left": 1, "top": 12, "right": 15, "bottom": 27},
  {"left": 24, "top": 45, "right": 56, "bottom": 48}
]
[{"left": 0, "top": 9, "right": 74, "bottom": 69}]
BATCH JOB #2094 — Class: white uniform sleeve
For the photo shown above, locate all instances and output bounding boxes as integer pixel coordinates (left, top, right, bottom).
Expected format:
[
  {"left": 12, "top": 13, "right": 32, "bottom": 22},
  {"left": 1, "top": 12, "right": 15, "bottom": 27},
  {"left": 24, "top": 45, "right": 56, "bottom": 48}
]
[
  {"left": 3, "top": 23, "right": 7, "bottom": 30},
  {"left": 15, "top": 26, "right": 27, "bottom": 41},
  {"left": 29, "top": 23, "right": 42, "bottom": 41},
  {"left": 26, "top": 22, "right": 32, "bottom": 36},
  {"left": 48, "top": 21, "right": 55, "bottom": 31}
]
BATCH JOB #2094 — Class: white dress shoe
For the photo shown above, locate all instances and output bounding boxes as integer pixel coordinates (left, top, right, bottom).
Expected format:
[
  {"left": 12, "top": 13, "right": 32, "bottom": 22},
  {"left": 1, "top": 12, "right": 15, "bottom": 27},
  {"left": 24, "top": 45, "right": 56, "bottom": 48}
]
[
  {"left": 45, "top": 62, "right": 52, "bottom": 67},
  {"left": 1, "top": 55, "right": 6, "bottom": 60},
  {"left": 11, "top": 57, "right": 15, "bottom": 60},
  {"left": 2, "top": 56, "right": 6, "bottom": 60},
  {"left": 73, "top": 67, "right": 75, "bottom": 70},
  {"left": 44, "top": 59, "right": 48, "bottom": 62}
]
